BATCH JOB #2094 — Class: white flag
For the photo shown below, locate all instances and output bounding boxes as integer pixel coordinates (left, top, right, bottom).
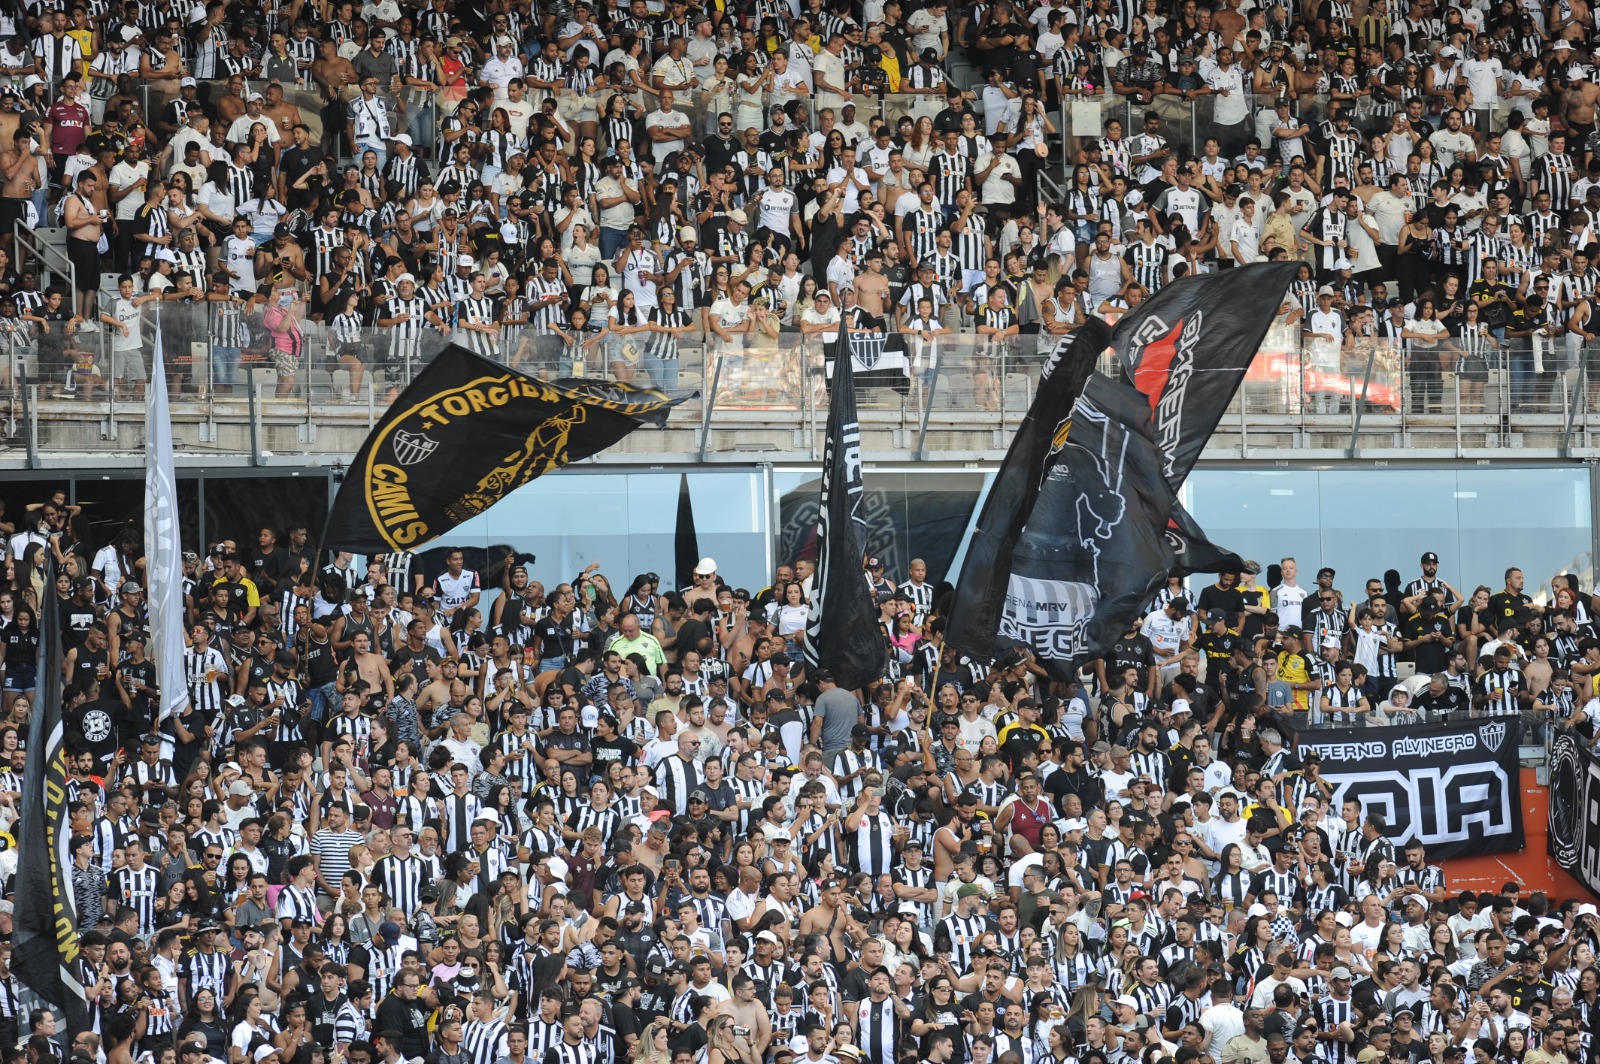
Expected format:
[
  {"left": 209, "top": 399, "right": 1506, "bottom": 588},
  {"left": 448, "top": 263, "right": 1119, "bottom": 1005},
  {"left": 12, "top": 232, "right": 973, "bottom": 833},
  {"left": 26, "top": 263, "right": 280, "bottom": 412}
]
[{"left": 144, "top": 324, "right": 187, "bottom": 723}]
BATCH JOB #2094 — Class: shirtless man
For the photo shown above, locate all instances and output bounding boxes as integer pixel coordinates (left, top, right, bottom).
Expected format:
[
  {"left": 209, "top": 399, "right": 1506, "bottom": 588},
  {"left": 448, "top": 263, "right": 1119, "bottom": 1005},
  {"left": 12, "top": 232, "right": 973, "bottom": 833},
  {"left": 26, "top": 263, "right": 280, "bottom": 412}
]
[
  {"left": 1566, "top": 71, "right": 1600, "bottom": 151},
  {"left": 348, "top": 631, "right": 395, "bottom": 704},
  {"left": 254, "top": 225, "right": 310, "bottom": 286},
  {"left": 137, "top": 27, "right": 186, "bottom": 85},
  {"left": 313, "top": 38, "right": 359, "bottom": 106},
  {"left": 1213, "top": 0, "right": 1246, "bottom": 49},
  {"left": 62, "top": 169, "right": 105, "bottom": 319},
  {"left": 261, "top": 82, "right": 303, "bottom": 147},
  {"left": 855, "top": 247, "right": 891, "bottom": 317},
  {"left": 797, "top": 878, "right": 869, "bottom": 962},
  {"left": 215, "top": 73, "right": 249, "bottom": 127},
  {"left": 0, "top": 128, "right": 39, "bottom": 259},
  {"left": 718, "top": 975, "right": 775, "bottom": 1057}
]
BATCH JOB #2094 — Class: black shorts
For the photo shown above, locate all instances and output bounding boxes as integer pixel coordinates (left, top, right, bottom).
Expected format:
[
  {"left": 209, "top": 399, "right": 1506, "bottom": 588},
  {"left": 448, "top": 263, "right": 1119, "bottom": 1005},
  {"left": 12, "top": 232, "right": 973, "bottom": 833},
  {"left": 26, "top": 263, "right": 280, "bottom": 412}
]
[
  {"left": 67, "top": 236, "right": 101, "bottom": 293},
  {"left": 0, "top": 197, "right": 27, "bottom": 231}
]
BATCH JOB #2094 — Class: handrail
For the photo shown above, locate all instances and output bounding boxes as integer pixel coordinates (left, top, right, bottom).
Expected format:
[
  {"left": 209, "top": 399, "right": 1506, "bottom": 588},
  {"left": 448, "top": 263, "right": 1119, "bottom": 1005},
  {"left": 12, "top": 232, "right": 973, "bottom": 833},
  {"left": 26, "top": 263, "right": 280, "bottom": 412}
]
[{"left": 14, "top": 222, "right": 75, "bottom": 296}]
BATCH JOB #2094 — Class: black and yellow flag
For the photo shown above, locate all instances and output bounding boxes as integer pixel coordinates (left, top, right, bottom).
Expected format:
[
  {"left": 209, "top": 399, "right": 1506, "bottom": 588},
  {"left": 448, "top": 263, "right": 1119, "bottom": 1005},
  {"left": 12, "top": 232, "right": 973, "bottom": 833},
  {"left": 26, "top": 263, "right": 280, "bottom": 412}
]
[
  {"left": 325, "top": 346, "right": 692, "bottom": 554},
  {"left": 13, "top": 564, "right": 90, "bottom": 1031}
]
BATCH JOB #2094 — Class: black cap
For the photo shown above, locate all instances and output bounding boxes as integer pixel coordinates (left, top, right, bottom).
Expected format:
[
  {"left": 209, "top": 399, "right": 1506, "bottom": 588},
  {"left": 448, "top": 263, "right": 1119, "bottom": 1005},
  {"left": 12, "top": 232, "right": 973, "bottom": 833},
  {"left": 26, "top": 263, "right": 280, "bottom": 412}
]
[
  {"left": 1317, "top": 566, "right": 1336, "bottom": 578},
  {"left": 273, "top": 223, "right": 291, "bottom": 237},
  {"left": 1422, "top": 551, "right": 1439, "bottom": 564},
  {"left": 851, "top": 723, "right": 871, "bottom": 739}
]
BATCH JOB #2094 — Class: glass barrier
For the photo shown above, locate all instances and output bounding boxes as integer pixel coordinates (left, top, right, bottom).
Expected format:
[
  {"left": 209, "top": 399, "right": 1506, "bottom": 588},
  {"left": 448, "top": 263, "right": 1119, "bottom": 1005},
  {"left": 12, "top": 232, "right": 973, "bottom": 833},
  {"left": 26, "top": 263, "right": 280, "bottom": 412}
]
[{"left": 7, "top": 292, "right": 1600, "bottom": 459}]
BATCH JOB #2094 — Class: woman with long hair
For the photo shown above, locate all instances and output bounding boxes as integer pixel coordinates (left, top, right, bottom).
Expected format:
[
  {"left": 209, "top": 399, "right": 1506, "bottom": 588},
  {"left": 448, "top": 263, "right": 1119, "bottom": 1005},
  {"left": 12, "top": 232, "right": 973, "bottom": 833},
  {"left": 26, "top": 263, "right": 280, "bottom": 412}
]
[
  {"left": 633, "top": 1021, "right": 672, "bottom": 1064},
  {"left": 1, "top": 602, "right": 38, "bottom": 711}
]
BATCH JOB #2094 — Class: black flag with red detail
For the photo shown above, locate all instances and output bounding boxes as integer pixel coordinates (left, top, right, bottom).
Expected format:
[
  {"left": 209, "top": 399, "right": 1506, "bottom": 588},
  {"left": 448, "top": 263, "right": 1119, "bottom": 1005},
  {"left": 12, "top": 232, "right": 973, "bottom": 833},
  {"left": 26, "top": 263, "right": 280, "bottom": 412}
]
[
  {"left": 1113, "top": 262, "right": 1299, "bottom": 486},
  {"left": 1111, "top": 263, "right": 1297, "bottom": 576}
]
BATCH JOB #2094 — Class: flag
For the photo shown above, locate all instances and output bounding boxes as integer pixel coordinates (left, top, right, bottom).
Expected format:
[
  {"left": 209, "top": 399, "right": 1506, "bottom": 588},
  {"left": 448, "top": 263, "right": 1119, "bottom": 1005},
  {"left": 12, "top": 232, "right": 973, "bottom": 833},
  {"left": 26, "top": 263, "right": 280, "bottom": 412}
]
[
  {"left": 992, "top": 374, "right": 1179, "bottom": 677},
  {"left": 144, "top": 322, "right": 186, "bottom": 723},
  {"left": 1114, "top": 263, "right": 1296, "bottom": 579},
  {"left": 12, "top": 566, "right": 90, "bottom": 1031},
  {"left": 674, "top": 473, "right": 699, "bottom": 591},
  {"left": 324, "top": 345, "right": 693, "bottom": 553},
  {"left": 1166, "top": 501, "right": 1245, "bottom": 578},
  {"left": 805, "top": 322, "right": 887, "bottom": 690},
  {"left": 945, "top": 322, "right": 1107, "bottom": 658},
  {"left": 1114, "top": 262, "right": 1299, "bottom": 487}
]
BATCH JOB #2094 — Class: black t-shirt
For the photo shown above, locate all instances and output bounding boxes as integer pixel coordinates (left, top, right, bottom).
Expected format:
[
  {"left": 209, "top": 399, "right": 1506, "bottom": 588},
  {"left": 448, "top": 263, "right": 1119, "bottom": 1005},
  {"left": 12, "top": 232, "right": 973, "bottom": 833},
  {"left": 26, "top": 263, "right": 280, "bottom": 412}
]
[
  {"left": 1415, "top": 686, "right": 1469, "bottom": 718},
  {"left": 1487, "top": 590, "right": 1532, "bottom": 631},
  {"left": 1, "top": 622, "right": 38, "bottom": 667},
  {"left": 1105, "top": 632, "right": 1156, "bottom": 687},
  {"left": 533, "top": 614, "right": 576, "bottom": 662},
  {"left": 1197, "top": 584, "right": 1246, "bottom": 625},
  {"left": 279, "top": 145, "right": 325, "bottom": 207},
  {"left": 389, "top": 643, "right": 442, "bottom": 678},
  {"left": 1404, "top": 611, "right": 1454, "bottom": 672},
  {"left": 68, "top": 697, "right": 119, "bottom": 767},
  {"left": 591, "top": 734, "right": 638, "bottom": 773}
]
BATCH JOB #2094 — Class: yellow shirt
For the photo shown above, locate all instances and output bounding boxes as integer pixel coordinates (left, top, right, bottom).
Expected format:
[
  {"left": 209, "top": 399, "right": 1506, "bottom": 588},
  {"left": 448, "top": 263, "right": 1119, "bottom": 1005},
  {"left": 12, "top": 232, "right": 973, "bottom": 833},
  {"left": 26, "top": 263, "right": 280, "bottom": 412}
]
[{"left": 1276, "top": 650, "right": 1313, "bottom": 711}]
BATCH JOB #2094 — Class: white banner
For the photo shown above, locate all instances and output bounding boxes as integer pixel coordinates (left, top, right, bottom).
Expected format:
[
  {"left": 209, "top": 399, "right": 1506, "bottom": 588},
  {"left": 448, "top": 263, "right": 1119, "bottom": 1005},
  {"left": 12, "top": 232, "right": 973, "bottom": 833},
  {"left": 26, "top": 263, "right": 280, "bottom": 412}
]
[{"left": 144, "top": 324, "right": 187, "bottom": 723}]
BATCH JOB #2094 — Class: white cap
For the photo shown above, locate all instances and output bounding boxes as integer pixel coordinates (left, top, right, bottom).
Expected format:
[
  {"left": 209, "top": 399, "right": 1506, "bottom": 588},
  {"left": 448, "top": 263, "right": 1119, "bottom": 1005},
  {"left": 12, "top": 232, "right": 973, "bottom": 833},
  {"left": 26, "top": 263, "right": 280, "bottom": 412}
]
[
  {"left": 1334, "top": 911, "right": 1354, "bottom": 927},
  {"left": 390, "top": 133, "right": 412, "bottom": 146},
  {"left": 180, "top": 76, "right": 197, "bottom": 86},
  {"left": 727, "top": 208, "right": 748, "bottom": 225},
  {"left": 679, "top": 225, "right": 698, "bottom": 243},
  {"left": 1114, "top": 995, "right": 1139, "bottom": 1009},
  {"left": 1247, "top": 902, "right": 1268, "bottom": 917},
  {"left": 547, "top": 856, "right": 569, "bottom": 880},
  {"left": 755, "top": 930, "right": 782, "bottom": 945},
  {"left": 247, "top": 91, "right": 264, "bottom": 101},
  {"left": 1061, "top": 817, "right": 1088, "bottom": 833},
  {"left": 397, "top": 273, "right": 415, "bottom": 285},
  {"left": 1333, "top": 257, "right": 1353, "bottom": 270},
  {"left": 457, "top": 253, "right": 475, "bottom": 267},
  {"left": 22, "top": 74, "right": 41, "bottom": 89},
  {"left": 693, "top": 556, "right": 718, "bottom": 575},
  {"left": 1573, "top": 68, "right": 1590, "bottom": 80}
]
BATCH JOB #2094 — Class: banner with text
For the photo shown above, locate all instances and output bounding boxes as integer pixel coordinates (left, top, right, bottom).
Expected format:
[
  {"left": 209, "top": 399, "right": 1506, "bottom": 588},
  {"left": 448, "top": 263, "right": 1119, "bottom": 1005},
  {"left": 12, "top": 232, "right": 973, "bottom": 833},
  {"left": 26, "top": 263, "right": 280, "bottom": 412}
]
[
  {"left": 1301, "top": 718, "right": 1523, "bottom": 861},
  {"left": 1549, "top": 732, "right": 1600, "bottom": 896}
]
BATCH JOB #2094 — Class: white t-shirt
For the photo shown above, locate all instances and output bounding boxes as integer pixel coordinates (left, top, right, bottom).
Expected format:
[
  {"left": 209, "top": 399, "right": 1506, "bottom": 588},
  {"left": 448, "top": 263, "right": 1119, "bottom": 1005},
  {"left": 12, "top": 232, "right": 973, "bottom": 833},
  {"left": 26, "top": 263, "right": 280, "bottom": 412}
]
[{"left": 756, "top": 187, "right": 796, "bottom": 233}]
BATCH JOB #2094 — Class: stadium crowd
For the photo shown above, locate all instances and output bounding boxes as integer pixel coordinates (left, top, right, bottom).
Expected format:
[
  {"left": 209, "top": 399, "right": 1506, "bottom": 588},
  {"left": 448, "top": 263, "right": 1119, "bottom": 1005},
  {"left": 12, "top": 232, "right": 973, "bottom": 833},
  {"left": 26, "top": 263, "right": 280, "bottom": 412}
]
[{"left": 0, "top": 491, "right": 1598, "bottom": 1064}]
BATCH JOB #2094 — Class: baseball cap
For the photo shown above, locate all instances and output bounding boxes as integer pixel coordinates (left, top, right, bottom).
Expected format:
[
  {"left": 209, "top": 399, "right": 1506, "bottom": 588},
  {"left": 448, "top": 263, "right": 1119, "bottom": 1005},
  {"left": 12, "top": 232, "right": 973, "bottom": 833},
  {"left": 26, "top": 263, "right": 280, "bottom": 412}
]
[
  {"left": 180, "top": 76, "right": 196, "bottom": 86},
  {"left": 1330, "top": 966, "right": 1353, "bottom": 980},
  {"left": 1422, "top": 551, "right": 1439, "bottom": 563},
  {"left": 456, "top": 254, "right": 474, "bottom": 267}
]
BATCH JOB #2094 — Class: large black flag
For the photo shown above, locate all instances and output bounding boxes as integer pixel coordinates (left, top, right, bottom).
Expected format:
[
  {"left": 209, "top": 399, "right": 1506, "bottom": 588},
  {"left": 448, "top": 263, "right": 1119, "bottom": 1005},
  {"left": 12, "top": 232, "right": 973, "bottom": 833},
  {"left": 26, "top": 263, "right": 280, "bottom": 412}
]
[
  {"left": 805, "top": 324, "right": 887, "bottom": 690},
  {"left": 1115, "top": 262, "right": 1299, "bottom": 487},
  {"left": 945, "top": 322, "right": 1106, "bottom": 658},
  {"left": 13, "top": 567, "right": 90, "bottom": 1032},
  {"left": 324, "top": 345, "right": 692, "bottom": 553},
  {"left": 994, "top": 374, "right": 1180, "bottom": 677}
]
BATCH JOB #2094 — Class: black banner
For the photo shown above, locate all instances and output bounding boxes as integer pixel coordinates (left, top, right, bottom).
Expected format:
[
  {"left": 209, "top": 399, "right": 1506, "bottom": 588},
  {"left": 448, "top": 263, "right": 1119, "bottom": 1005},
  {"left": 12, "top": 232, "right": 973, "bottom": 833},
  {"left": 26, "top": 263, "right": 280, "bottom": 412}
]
[
  {"left": 324, "top": 346, "right": 692, "bottom": 554},
  {"left": 1301, "top": 717, "right": 1524, "bottom": 861},
  {"left": 674, "top": 472, "right": 700, "bottom": 593},
  {"left": 1550, "top": 731, "right": 1600, "bottom": 895},
  {"left": 993, "top": 374, "right": 1179, "bottom": 677},
  {"left": 13, "top": 568, "right": 90, "bottom": 1031},
  {"left": 805, "top": 325, "right": 888, "bottom": 690},
  {"left": 945, "top": 323, "right": 1106, "bottom": 660},
  {"left": 1115, "top": 262, "right": 1300, "bottom": 488}
]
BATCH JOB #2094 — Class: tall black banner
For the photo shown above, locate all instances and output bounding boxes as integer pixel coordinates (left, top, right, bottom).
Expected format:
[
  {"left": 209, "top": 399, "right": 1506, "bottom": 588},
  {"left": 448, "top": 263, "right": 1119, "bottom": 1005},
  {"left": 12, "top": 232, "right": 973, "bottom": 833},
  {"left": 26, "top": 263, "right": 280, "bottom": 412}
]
[
  {"left": 994, "top": 374, "right": 1179, "bottom": 677},
  {"left": 13, "top": 568, "right": 90, "bottom": 1031},
  {"left": 945, "top": 322, "right": 1107, "bottom": 660},
  {"left": 1302, "top": 717, "right": 1524, "bottom": 861},
  {"left": 1550, "top": 731, "right": 1600, "bottom": 895},
  {"left": 1115, "top": 262, "right": 1300, "bottom": 487},
  {"left": 805, "top": 325, "right": 888, "bottom": 691},
  {"left": 324, "top": 345, "right": 692, "bottom": 554}
]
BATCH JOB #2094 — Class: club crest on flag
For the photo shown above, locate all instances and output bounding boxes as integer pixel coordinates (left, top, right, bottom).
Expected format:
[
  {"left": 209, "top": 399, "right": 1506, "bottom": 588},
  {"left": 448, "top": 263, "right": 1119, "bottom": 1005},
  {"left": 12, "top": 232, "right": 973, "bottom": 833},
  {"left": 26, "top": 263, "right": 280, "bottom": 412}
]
[
  {"left": 1479, "top": 721, "right": 1506, "bottom": 752},
  {"left": 392, "top": 429, "right": 440, "bottom": 466}
]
